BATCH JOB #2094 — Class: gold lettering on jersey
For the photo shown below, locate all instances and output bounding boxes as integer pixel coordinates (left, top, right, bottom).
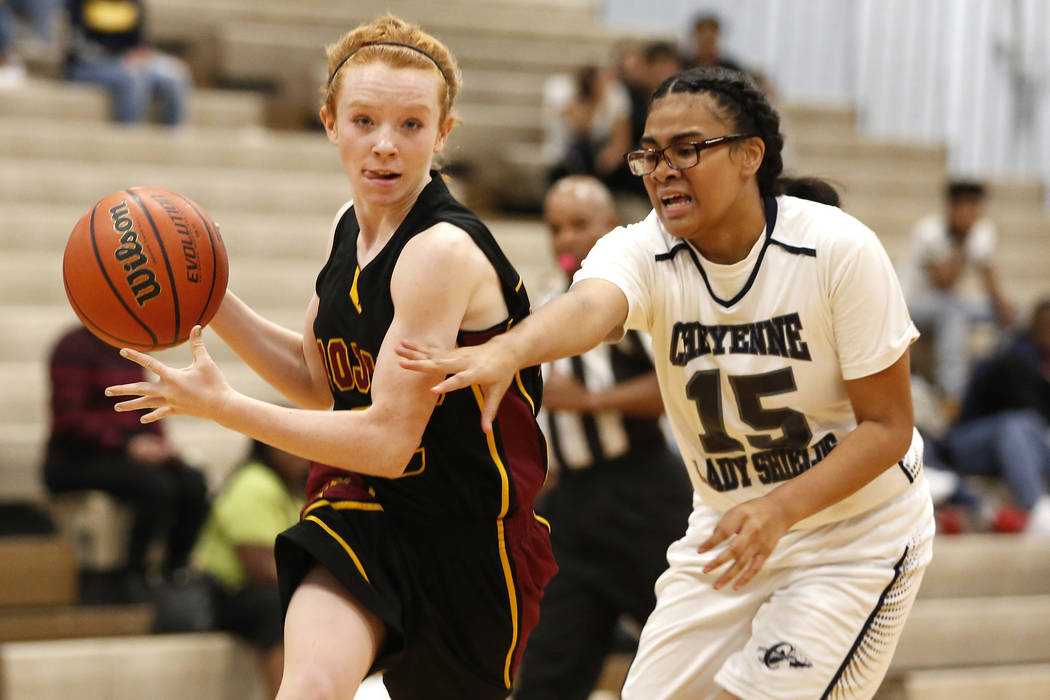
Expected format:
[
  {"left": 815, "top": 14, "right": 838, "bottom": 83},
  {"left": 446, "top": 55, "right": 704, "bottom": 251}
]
[
  {"left": 397, "top": 447, "right": 426, "bottom": 478},
  {"left": 348, "top": 266, "right": 363, "bottom": 314},
  {"left": 316, "top": 338, "right": 335, "bottom": 392},
  {"left": 670, "top": 313, "right": 811, "bottom": 366},
  {"left": 324, "top": 338, "right": 375, "bottom": 395}
]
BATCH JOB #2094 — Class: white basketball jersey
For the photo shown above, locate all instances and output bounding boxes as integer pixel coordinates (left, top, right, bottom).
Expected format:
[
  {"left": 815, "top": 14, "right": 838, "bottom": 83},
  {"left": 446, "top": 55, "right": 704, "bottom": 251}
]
[{"left": 574, "top": 195, "right": 922, "bottom": 529}]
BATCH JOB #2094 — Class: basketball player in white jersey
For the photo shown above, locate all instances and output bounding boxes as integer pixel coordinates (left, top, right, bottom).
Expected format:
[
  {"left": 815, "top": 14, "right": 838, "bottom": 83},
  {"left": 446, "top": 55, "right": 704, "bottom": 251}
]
[{"left": 399, "top": 67, "right": 934, "bottom": 700}]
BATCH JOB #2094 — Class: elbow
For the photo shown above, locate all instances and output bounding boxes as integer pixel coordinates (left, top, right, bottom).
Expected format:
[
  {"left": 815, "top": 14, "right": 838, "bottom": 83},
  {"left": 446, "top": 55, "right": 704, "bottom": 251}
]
[
  {"left": 344, "top": 415, "right": 425, "bottom": 479},
  {"left": 296, "top": 394, "right": 334, "bottom": 411},
  {"left": 857, "top": 413, "right": 913, "bottom": 466},
  {"left": 370, "top": 440, "right": 421, "bottom": 479},
  {"left": 883, "top": 418, "right": 914, "bottom": 465},
  {"left": 326, "top": 441, "right": 416, "bottom": 479}
]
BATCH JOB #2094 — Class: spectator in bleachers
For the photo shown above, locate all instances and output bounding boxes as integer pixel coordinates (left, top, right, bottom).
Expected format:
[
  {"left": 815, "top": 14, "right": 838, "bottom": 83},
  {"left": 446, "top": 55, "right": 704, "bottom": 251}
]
[
  {"left": 0, "top": 0, "right": 60, "bottom": 88},
  {"left": 43, "top": 325, "right": 209, "bottom": 601},
  {"left": 513, "top": 176, "right": 690, "bottom": 700},
  {"left": 545, "top": 63, "right": 641, "bottom": 200},
  {"left": 63, "top": 0, "right": 191, "bottom": 125},
  {"left": 934, "top": 298, "right": 1050, "bottom": 536},
  {"left": 642, "top": 40, "right": 682, "bottom": 96},
  {"left": 193, "top": 439, "right": 309, "bottom": 699},
  {"left": 683, "top": 12, "right": 775, "bottom": 98},
  {"left": 613, "top": 41, "right": 649, "bottom": 149},
  {"left": 540, "top": 44, "right": 685, "bottom": 219},
  {"left": 902, "top": 180, "right": 1015, "bottom": 412},
  {"left": 684, "top": 13, "right": 746, "bottom": 74}
]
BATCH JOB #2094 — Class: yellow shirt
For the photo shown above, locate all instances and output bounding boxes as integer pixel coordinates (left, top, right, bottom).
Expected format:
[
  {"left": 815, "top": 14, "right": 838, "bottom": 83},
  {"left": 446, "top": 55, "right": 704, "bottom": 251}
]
[{"left": 192, "top": 462, "right": 304, "bottom": 591}]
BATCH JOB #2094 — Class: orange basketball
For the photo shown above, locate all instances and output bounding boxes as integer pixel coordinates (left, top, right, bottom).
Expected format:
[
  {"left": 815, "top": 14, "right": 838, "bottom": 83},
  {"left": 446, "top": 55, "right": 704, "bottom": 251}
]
[{"left": 63, "top": 187, "right": 229, "bottom": 351}]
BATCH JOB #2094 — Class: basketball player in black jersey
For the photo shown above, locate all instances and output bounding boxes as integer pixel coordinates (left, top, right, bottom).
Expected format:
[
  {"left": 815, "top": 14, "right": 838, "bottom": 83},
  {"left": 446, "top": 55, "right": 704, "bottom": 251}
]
[{"left": 106, "top": 15, "right": 557, "bottom": 700}]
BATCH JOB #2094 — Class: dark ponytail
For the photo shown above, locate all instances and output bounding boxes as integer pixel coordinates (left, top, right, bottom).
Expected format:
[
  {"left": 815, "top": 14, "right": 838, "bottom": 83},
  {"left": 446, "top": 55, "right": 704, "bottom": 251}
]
[{"left": 650, "top": 67, "right": 837, "bottom": 203}]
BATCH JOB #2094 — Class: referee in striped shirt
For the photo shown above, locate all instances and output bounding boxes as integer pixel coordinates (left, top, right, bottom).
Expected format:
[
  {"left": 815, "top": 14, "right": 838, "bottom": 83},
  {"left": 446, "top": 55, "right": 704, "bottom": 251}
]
[{"left": 515, "top": 177, "right": 692, "bottom": 700}]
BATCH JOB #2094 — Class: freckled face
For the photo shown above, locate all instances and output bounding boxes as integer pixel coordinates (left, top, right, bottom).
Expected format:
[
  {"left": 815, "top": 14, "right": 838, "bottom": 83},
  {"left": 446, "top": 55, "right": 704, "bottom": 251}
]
[
  {"left": 321, "top": 62, "right": 450, "bottom": 210},
  {"left": 641, "top": 92, "right": 755, "bottom": 243}
]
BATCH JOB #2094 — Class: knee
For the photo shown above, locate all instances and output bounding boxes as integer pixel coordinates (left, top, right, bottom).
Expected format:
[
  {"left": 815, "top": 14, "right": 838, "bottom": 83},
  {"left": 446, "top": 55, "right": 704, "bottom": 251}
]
[
  {"left": 1000, "top": 410, "right": 1047, "bottom": 444},
  {"left": 150, "top": 55, "right": 191, "bottom": 91}
]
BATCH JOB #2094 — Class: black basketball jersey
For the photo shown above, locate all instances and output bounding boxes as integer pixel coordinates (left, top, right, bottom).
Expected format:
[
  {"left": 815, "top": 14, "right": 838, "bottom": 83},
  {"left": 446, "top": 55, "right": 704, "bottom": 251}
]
[{"left": 307, "top": 173, "right": 547, "bottom": 522}]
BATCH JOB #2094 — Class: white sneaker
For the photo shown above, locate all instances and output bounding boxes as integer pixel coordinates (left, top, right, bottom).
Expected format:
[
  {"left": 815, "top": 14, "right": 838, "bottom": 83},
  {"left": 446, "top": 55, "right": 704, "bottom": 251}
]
[
  {"left": 925, "top": 466, "right": 960, "bottom": 506},
  {"left": 1023, "top": 496, "right": 1050, "bottom": 537}
]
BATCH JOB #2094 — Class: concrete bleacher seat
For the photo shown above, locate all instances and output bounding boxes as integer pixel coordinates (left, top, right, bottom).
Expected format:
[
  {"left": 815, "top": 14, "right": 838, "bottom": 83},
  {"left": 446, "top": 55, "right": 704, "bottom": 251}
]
[
  {"left": 894, "top": 594, "right": 1050, "bottom": 670},
  {"left": 147, "top": 0, "right": 602, "bottom": 41},
  {"left": 45, "top": 492, "right": 131, "bottom": 572},
  {"left": 0, "top": 535, "right": 153, "bottom": 646},
  {"left": 0, "top": 80, "right": 265, "bottom": 128},
  {"left": 0, "top": 537, "right": 77, "bottom": 608},
  {"left": 0, "top": 604, "right": 154, "bottom": 644},
  {"left": 0, "top": 118, "right": 341, "bottom": 173},
  {"left": 0, "top": 157, "right": 349, "bottom": 215},
  {"left": 0, "top": 633, "right": 266, "bottom": 700},
  {"left": 894, "top": 664, "right": 1050, "bottom": 700}
]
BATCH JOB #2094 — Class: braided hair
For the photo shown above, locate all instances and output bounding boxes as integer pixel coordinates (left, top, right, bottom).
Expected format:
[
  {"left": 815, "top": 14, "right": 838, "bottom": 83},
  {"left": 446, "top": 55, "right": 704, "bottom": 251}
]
[{"left": 650, "top": 67, "right": 835, "bottom": 203}]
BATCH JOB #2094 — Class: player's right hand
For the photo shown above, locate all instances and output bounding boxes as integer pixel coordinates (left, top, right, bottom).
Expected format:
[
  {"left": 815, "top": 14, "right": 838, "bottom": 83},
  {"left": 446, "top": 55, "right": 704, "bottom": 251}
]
[
  {"left": 106, "top": 326, "right": 233, "bottom": 424},
  {"left": 396, "top": 338, "right": 517, "bottom": 433}
]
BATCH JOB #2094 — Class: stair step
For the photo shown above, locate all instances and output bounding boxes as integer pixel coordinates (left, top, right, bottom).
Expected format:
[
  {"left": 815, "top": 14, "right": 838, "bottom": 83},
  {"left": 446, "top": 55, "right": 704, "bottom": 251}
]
[
  {"left": 0, "top": 604, "right": 153, "bottom": 643},
  {"left": 0, "top": 157, "right": 350, "bottom": 214},
  {"left": 919, "top": 534, "right": 1050, "bottom": 598},
  {"left": 895, "top": 595, "right": 1050, "bottom": 670},
  {"left": 0, "top": 118, "right": 340, "bottom": 173},
  {"left": 1, "top": 80, "right": 265, "bottom": 128},
  {"left": 0, "top": 537, "right": 77, "bottom": 607},
  {"left": 896, "top": 663, "right": 1050, "bottom": 700},
  {"left": 0, "top": 632, "right": 266, "bottom": 700}
]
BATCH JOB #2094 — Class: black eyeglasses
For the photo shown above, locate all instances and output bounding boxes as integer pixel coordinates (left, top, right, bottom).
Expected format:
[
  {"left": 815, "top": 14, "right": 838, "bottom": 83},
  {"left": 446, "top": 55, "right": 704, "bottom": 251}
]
[{"left": 624, "top": 134, "right": 753, "bottom": 176}]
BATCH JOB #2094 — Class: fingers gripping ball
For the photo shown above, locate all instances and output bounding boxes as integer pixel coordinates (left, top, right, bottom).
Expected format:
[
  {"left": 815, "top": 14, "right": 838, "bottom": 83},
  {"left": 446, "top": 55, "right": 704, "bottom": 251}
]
[{"left": 63, "top": 187, "right": 229, "bottom": 351}]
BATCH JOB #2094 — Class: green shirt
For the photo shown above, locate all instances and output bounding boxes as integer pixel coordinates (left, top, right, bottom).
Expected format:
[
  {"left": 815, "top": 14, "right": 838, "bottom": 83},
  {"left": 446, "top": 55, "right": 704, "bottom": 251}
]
[{"left": 193, "top": 461, "right": 304, "bottom": 591}]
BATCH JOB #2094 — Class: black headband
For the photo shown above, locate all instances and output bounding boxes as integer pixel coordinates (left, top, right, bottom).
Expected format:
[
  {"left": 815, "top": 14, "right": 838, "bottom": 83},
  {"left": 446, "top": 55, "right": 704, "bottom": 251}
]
[{"left": 327, "top": 41, "right": 448, "bottom": 86}]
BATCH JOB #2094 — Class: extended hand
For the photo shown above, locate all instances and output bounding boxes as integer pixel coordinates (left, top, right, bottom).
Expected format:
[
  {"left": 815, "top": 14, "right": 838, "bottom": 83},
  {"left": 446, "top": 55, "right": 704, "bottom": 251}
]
[
  {"left": 396, "top": 337, "right": 518, "bottom": 432},
  {"left": 106, "top": 326, "right": 233, "bottom": 424},
  {"left": 697, "top": 496, "right": 790, "bottom": 591}
]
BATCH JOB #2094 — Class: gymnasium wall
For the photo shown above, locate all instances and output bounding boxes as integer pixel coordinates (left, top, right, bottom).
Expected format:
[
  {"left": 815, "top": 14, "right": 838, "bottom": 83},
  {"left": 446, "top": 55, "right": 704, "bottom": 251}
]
[{"left": 604, "top": 0, "right": 1050, "bottom": 204}]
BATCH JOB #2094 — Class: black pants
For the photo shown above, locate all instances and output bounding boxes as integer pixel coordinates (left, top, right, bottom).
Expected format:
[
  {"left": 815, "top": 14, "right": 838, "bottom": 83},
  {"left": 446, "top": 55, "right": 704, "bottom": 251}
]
[
  {"left": 514, "top": 444, "right": 692, "bottom": 700},
  {"left": 45, "top": 455, "right": 209, "bottom": 575},
  {"left": 207, "top": 576, "right": 284, "bottom": 649}
]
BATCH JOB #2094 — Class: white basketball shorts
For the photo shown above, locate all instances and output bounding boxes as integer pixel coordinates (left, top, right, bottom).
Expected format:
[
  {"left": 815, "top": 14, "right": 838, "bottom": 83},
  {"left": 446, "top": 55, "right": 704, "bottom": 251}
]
[{"left": 622, "top": 475, "right": 934, "bottom": 700}]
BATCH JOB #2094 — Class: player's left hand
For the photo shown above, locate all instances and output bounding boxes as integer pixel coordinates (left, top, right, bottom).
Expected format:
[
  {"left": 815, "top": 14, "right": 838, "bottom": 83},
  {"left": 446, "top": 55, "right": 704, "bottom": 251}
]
[
  {"left": 105, "top": 326, "right": 233, "bottom": 424},
  {"left": 396, "top": 336, "right": 519, "bottom": 433},
  {"left": 697, "top": 496, "right": 790, "bottom": 591}
]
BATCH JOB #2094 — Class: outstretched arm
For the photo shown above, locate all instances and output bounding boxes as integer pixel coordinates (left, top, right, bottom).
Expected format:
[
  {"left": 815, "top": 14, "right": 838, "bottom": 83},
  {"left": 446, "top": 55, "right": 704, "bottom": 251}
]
[
  {"left": 397, "top": 277, "right": 629, "bottom": 431},
  {"left": 106, "top": 225, "right": 487, "bottom": 478},
  {"left": 697, "top": 350, "right": 915, "bottom": 591}
]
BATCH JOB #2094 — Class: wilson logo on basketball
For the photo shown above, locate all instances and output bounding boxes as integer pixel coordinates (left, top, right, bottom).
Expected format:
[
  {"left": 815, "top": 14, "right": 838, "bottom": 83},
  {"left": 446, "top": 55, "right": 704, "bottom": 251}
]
[{"left": 109, "top": 200, "right": 161, "bottom": 306}]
